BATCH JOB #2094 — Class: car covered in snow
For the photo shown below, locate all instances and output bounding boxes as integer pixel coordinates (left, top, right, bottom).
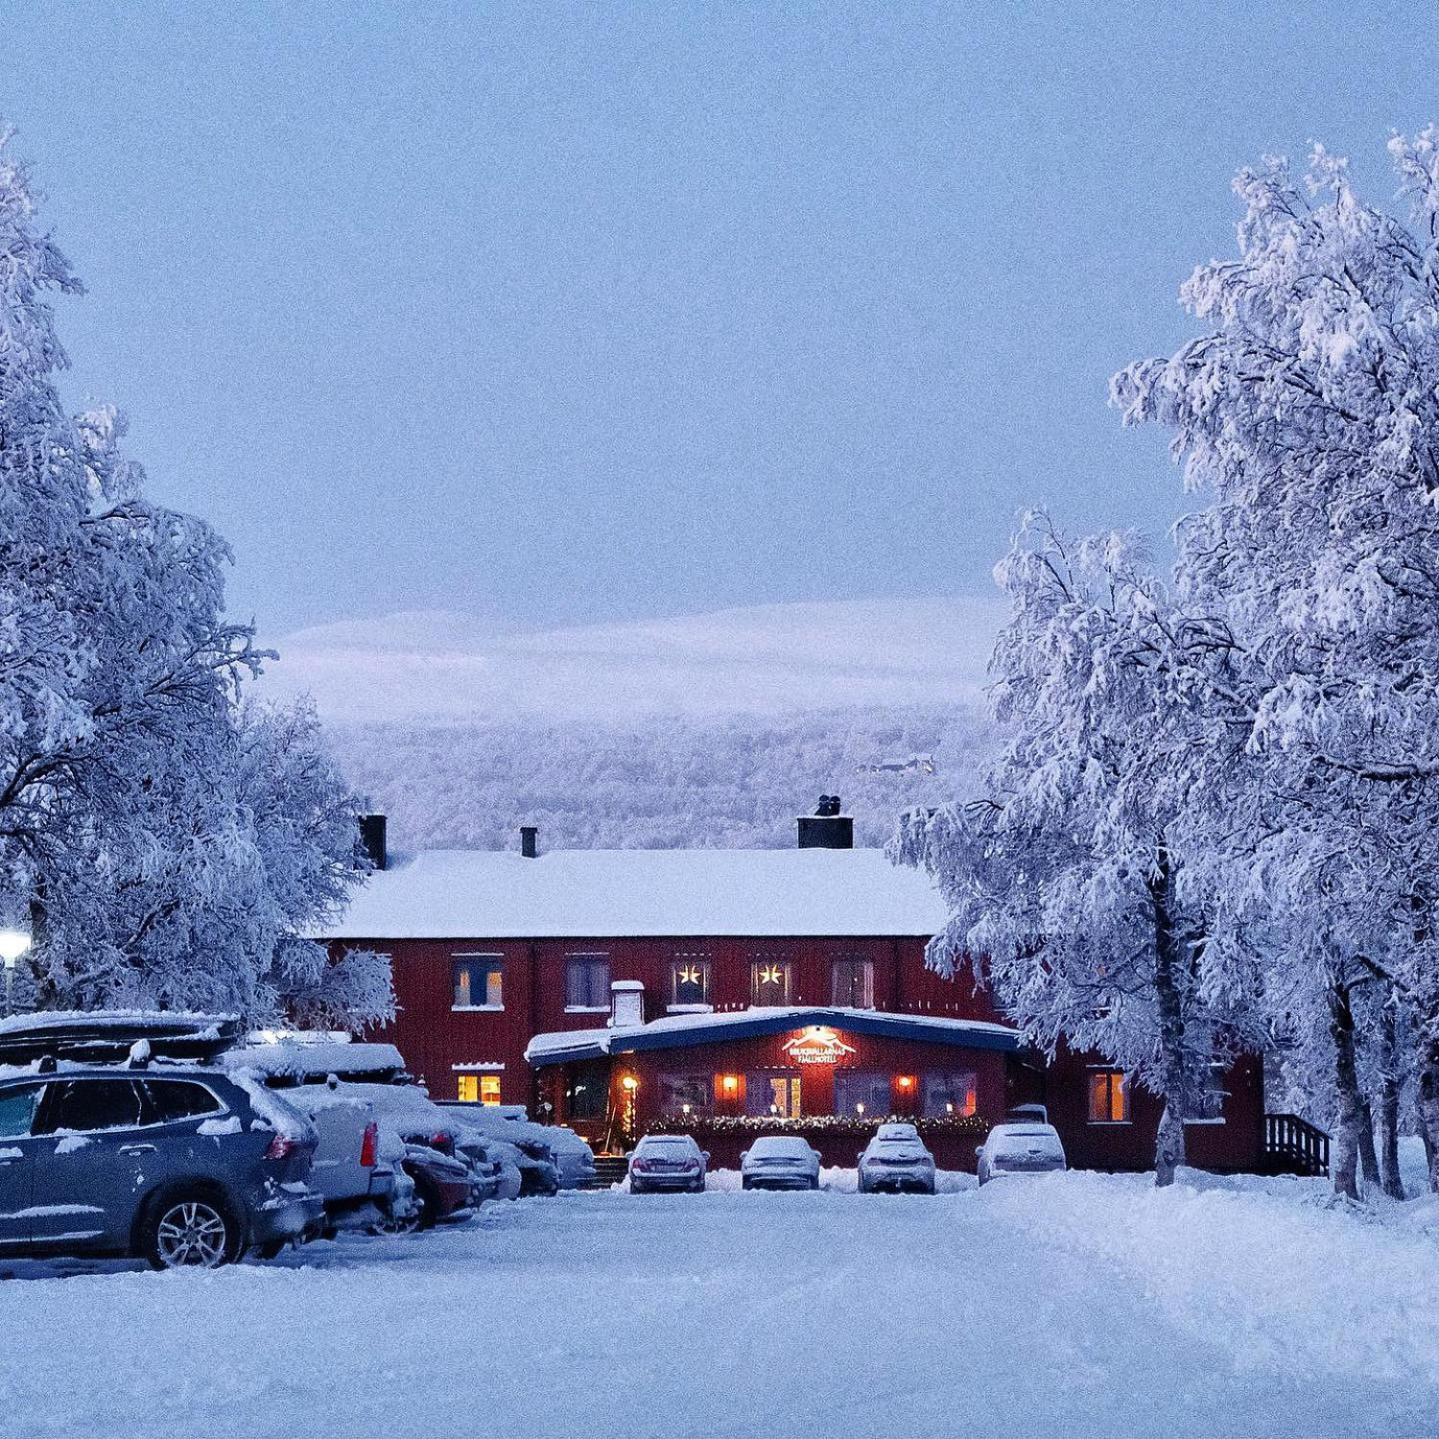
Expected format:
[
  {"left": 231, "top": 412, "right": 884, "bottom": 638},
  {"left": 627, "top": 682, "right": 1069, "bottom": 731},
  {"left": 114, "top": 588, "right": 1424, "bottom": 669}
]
[
  {"left": 740, "top": 1135, "right": 822, "bottom": 1191},
  {"left": 857, "top": 1122, "right": 936, "bottom": 1194},
  {"left": 438, "top": 1102, "right": 595, "bottom": 1190},
  {"left": 627, "top": 1133, "right": 708, "bottom": 1193},
  {"left": 975, "top": 1121, "right": 1068, "bottom": 1184},
  {"left": 0, "top": 1065, "right": 323, "bottom": 1268}
]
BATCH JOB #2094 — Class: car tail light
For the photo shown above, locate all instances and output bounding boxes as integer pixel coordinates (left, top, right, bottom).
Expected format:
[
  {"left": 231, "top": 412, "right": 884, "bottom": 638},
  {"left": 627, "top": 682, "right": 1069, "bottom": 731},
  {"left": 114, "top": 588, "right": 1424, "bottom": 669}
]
[
  {"left": 264, "top": 1133, "right": 302, "bottom": 1162},
  {"left": 431, "top": 1132, "right": 454, "bottom": 1154},
  {"left": 631, "top": 1159, "right": 650, "bottom": 1173},
  {"left": 360, "top": 1121, "right": 379, "bottom": 1168}
]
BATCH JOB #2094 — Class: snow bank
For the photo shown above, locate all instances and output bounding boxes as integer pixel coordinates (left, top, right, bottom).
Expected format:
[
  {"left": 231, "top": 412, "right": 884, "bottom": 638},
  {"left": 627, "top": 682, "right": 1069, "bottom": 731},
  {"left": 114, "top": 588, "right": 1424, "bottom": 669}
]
[{"left": 976, "top": 1169, "right": 1439, "bottom": 1390}]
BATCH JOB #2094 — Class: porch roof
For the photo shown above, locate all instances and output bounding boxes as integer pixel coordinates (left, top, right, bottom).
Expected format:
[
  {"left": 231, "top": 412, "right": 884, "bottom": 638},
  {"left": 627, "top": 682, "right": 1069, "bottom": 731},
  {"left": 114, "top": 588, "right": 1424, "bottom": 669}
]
[{"left": 524, "top": 1005, "right": 1023, "bottom": 1066}]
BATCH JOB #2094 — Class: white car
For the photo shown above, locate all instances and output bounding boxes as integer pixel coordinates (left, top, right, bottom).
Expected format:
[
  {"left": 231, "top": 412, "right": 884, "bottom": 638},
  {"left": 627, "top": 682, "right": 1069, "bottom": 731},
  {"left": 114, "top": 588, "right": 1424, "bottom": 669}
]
[
  {"left": 975, "top": 1122, "right": 1067, "bottom": 1184},
  {"left": 628, "top": 1133, "right": 708, "bottom": 1193},
  {"left": 740, "top": 1135, "right": 822, "bottom": 1191},
  {"left": 857, "top": 1122, "right": 936, "bottom": 1194}
]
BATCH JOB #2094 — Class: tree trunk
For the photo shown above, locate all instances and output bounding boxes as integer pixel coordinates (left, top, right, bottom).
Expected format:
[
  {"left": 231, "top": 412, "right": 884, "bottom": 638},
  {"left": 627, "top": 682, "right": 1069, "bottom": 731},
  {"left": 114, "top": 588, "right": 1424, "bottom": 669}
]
[
  {"left": 1417, "top": 1017, "right": 1439, "bottom": 1195},
  {"left": 1328, "top": 976, "right": 1364, "bottom": 1201},
  {"left": 1148, "top": 846, "right": 1188, "bottom": 1188},
  {"left": 1358, "top": 1099, "right": 1381, "bottom": 1189},
  {"left": 1377, "top": 998, "right": 1405, "bottom": 1201}
]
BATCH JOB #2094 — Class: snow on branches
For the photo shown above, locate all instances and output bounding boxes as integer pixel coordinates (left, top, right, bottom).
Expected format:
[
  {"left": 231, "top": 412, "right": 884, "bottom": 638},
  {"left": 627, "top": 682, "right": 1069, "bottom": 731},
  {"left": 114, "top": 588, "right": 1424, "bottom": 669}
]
[
  {"left": 904, "top": 132, "right": 1439, "bottom": 1195},
  {"left": 0, "top": 132, "right": 388, "bottom": 1027}
]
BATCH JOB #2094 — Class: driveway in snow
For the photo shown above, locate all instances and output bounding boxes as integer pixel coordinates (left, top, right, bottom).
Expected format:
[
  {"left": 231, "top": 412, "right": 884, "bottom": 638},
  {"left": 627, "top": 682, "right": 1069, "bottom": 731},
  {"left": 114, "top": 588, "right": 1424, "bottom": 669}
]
[{"left": 3, "top": 1172, "right": 1437, "bottom": 1439}]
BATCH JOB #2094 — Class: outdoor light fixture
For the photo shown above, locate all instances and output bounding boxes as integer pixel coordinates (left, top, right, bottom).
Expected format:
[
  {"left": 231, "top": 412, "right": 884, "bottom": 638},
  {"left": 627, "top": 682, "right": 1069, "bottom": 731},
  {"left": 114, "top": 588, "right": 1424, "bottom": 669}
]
[
  {"left": 898, "top": 1076, "right": 914, "bottom": 1090},
  {"left": 722, "top": 1075, "right": 738, "bottom": 1092},
  {"left": 856, "top": 1102, "right": 866, "bottom": 1116},
  {"left": 681, "top": 1102, "right": 692, "bottom": 1117},
  {"left": 0, "top": 927, "right": 31, "bottom": 1018},
  {"left": 621, "top": 1075, "right": 639, "bottom": 1092}
]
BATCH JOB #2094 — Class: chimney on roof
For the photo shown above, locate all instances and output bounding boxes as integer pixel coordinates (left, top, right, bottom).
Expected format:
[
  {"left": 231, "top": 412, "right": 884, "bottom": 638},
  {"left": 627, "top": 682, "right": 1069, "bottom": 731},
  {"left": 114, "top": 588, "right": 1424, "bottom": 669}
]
[
  {"left": 520, "top": 825, "right": 539, "bottom": 859},
  {"left": 797, "top": 795, "right": 853, "bottom": 849},
  {"left": 359, "top": 814, "right": 387, "bottom": 871}
]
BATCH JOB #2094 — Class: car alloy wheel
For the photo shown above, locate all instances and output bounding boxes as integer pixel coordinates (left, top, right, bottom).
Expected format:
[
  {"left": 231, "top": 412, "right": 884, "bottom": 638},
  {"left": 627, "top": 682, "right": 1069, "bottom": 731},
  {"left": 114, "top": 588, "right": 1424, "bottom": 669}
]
[{"left": 153, "top": 1199, "right": 232, "bottom": 1269}]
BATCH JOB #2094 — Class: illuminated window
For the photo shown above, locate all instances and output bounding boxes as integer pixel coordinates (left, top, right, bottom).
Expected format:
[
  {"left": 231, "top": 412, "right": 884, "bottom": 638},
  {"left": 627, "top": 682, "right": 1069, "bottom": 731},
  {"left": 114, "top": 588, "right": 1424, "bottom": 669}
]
[
  {"left": 457, "top": 1073, "right": 504, "bottom": 1105},
  {"left": 830, "top": 959, "right": 875, "bottom": 1008},
  {"left": 452, "top": 955, "right": 503, "bottom": 1009},
  {"left": 659, "top": 1074, "right": 713, "bottom": 1117},
  {"left": 670, "top": 956, "right": 711, "bottom": 1006},
  {"left": 565, "top": 954, "right": 611, "bottom": 1009},
  {"left": 1088, "top": 1069, "right": 1129, "bottom": 1123},
  {"left": 750, "top": 959, "right": 792, "bottom": 1005},
  {"left": 922, "top": 1070, "right": 977, "bottom": 1118},
  {"left": 745, "top": 1072, "right": 801, "bottom": 1118}
]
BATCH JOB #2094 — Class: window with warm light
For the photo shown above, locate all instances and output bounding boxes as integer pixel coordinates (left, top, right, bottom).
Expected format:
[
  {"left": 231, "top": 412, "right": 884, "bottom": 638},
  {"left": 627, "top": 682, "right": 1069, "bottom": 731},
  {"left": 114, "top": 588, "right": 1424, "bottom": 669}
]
[
  {"left": 830, "top": 958, "right": 874, "bottom": 1008},
  {"left": 1088, "top": 1069, "right": 1129, "bottom": 1123},
  {"left": 745, "top": 1072, "right": 800, "bottom": 1118},
  {"left": 659, "top": 1074, "right": 713, "bottom": 1117},
  {"left": 670, "top": 956, "right": 711, "bottom": 1006},
  {"left": 565, "top": 953, "right": 611, "bottom": 1009},
  {"left": 750, "top": 959, "right": 792, "bottom": 1006},
  {"left": 457, "top": 1073, "right": 503, "bottom": 1105},
  {"left": 922, "top": 1070, "right": 978, "bottom": 1118},
  {"left": 452, "top": 955, "right": 503, "bottom": 1009}
]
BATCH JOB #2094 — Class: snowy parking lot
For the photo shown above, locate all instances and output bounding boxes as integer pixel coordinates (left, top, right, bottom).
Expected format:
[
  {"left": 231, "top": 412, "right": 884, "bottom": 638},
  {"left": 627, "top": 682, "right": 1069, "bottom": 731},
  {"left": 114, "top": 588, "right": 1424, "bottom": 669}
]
[{"left": 3, "top": 1169, "right": 1438, "bottom": 1439}]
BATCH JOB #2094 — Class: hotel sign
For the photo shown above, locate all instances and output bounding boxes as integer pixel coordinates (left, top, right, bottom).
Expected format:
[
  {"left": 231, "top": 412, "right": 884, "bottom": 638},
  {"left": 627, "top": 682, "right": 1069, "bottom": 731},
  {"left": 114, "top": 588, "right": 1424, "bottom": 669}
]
[{"left": 782, "top": 1026, "right": 857, "bottom": 1065}]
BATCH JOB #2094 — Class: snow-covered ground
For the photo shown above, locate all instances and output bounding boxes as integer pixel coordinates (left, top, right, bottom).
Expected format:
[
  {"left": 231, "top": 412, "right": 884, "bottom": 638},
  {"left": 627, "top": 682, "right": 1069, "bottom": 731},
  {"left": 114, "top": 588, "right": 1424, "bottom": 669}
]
[{"left": 3, "top": 1165, "right": 1437, "bottom": 1438}]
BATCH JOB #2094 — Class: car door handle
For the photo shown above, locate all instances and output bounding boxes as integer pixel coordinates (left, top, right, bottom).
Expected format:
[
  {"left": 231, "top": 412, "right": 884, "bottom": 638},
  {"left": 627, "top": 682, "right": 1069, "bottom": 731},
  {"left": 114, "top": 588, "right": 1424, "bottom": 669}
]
[{"left": 119, "top": 1143, "right": 157, "bottom": 1155}]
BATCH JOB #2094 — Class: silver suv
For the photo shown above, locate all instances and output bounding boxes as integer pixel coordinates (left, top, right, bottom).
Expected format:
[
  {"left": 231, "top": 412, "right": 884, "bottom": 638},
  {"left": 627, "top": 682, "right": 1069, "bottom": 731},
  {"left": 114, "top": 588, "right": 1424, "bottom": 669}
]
[{"left": 0, "top": 1067, "right": 323, "bottom": 1268}]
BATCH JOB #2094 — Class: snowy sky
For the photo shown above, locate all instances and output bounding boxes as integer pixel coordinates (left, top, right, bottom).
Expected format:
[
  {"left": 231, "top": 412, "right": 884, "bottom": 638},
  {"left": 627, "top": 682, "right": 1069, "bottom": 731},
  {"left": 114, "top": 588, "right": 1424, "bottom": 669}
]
[{"left": 3, "top": 3, "right": 1435, "bottom": 662}]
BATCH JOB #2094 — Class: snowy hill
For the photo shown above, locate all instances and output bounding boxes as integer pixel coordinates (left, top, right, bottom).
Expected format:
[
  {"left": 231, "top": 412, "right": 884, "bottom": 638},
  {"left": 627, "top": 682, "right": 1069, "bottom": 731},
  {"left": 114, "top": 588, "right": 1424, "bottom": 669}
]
[{"left": 255, "top": 596, "right": 1006, "bottom": 724}]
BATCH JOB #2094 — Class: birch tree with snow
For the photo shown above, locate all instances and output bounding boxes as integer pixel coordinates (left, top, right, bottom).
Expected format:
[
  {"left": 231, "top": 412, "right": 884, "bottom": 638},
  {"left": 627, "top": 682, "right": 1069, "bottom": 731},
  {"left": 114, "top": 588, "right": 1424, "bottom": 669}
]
[
  {"left": 0, "top": 131, "right": 387, "bottom": 1025},
  {"left": 895, "top": 515, "right": 1255, "bottom": 1185},
  {"left": 1113, "top": 133, "right": 1439, "bottom": 1193}
]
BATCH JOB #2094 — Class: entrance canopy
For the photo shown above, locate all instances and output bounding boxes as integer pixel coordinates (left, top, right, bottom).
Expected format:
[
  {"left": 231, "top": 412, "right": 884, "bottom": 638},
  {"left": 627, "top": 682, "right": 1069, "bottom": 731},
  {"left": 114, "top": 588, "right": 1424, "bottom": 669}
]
[{"left": 525, "top": 1005, "right": 1022, "bottom": 1067}]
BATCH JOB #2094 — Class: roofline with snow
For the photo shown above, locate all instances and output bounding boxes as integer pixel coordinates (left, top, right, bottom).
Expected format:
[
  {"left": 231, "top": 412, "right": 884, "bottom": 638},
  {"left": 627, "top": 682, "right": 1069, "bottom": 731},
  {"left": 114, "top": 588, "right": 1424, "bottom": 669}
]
[{"left": 525, "top": 1007, "right": 1022, "bottom": 1066}]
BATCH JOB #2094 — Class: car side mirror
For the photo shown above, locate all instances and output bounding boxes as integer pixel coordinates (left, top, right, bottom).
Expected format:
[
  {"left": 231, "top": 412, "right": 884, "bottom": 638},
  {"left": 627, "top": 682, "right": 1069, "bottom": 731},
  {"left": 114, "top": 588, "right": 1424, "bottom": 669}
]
[
  {"left": 701, "top": 1152, "right": 710, "bottom": 1165},
  {"left": 739, "top": 1149, "right": 748, "bottom": 1164},
  {"left": 975, "top": 1145, "right": 984, "bottom": 1158}
]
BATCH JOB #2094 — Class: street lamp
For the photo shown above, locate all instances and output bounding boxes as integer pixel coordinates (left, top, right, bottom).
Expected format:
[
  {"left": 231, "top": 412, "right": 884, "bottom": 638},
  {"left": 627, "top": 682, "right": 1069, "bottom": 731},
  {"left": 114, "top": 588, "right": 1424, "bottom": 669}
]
[{"left": 0, "top": 928, "right": 32, "bottom": 1018}]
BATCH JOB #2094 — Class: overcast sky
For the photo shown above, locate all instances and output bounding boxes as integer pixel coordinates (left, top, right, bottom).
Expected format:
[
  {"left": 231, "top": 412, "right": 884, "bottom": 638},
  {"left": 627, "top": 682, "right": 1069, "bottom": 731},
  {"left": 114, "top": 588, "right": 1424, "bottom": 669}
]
[{"left": 3, "top": 2, "right": 1435, "bottom": 648}]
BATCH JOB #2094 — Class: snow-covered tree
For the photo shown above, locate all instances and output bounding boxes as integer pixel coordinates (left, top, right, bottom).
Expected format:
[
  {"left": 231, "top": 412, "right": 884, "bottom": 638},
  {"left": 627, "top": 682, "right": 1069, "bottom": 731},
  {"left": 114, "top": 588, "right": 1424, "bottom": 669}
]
[
  {"left": 896, "top": 514, "right": 1256, "bottom": 1186},
  {"left": 1113, "top": 133, "right": 1439, "bottom": 1193},
  {"left": 0, "top": 130, "right": 386, "bottom": 1026}
]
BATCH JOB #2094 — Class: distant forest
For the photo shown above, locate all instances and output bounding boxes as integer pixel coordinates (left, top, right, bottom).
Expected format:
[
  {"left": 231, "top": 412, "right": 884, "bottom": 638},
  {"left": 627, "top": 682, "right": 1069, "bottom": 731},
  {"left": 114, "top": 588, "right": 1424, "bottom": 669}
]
[{"left": 330, "top": 704, "right": 997, "bottom": 853}]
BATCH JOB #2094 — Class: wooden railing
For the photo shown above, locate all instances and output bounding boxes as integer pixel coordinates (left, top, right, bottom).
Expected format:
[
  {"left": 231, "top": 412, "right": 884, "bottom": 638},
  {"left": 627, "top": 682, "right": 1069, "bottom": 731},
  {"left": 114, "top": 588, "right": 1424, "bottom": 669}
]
[{"left": 1264, "top": 1112, "right": 1330, "bottom": 1177}]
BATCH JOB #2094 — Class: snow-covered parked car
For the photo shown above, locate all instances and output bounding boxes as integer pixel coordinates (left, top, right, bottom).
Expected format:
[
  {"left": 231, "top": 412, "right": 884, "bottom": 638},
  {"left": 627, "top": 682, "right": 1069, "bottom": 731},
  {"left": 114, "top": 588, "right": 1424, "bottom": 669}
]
[
  {"left": 220, "top": 1043, "right": 419, "bottom": 1233},
  {"left": 0, "top": 1065, "right": 323, "bottom": 1268},
  {"left": 975, "top": 1121, "right": 1067, "bottom": 1185},
  {"left": 628, "top": 1133, "right": 708, "bottom": 1193},
  {"left": 438, "top": 1102, "right": 593, "bottom": 1189},
  {"left": 857, "top": 1122, "right": 936, "bottom": 1194},
  {"left": 740, "top": 1135, "right": 821, "bottom": 1191}
]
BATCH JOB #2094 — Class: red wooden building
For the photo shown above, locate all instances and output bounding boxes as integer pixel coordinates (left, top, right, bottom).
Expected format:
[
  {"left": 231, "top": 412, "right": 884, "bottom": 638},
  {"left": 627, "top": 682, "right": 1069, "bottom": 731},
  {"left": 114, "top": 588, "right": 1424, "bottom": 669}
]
[{"left": 325, "top": 811, "right": 1266, "bottom": 1173}]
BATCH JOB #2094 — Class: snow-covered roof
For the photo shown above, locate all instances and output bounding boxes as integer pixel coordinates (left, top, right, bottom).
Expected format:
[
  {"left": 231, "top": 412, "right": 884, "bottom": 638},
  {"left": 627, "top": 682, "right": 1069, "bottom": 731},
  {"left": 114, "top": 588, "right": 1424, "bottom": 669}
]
[
  {"left": 320, "top": 847, "right": 949, "bottom": 940},
  {"left": 524, "top": 1006, "right": 1021, "bottom": 1065}
]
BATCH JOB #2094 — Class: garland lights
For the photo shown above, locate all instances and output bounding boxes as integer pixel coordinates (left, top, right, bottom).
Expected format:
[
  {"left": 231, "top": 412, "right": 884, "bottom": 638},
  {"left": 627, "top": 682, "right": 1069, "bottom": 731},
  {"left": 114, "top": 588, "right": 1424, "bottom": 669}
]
[{"left": 646, "top": 1112, "right": 988, "bottom": 1137}]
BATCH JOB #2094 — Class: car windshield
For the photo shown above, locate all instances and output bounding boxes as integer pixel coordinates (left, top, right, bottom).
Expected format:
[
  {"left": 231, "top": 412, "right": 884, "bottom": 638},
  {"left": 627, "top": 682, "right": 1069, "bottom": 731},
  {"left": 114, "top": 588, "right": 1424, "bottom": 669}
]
[
  {"left": 638, "top": 1137, "right": 694, "bottom": 1152},
  {"left": 877, "top": 1125, "right": 919, "bottom": 1142},
  {"left": 991, "top": 1127, "right": 1063, "bottom": 1154}
]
